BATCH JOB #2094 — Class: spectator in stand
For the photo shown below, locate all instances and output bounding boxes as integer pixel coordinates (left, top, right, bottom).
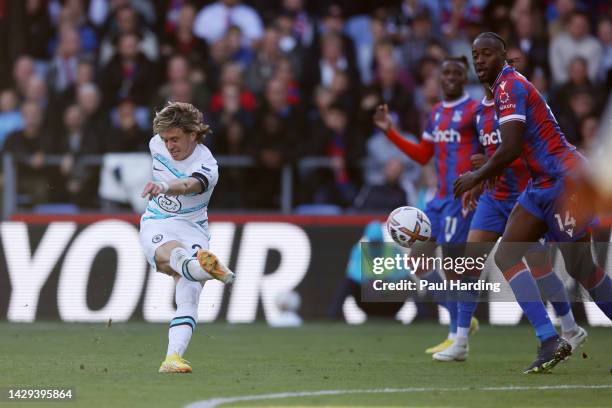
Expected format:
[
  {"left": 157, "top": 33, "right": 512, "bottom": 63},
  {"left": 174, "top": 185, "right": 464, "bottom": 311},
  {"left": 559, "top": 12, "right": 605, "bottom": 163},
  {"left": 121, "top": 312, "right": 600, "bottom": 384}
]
[
  {"left": 440, "top": 0, "right": 481, "bottom": 57},
  {"left": 275, "top": 10, "right": 304, "bottom": 64},
  {"left": 546, "top": 0, "right": 576, "bottom": 39},
  {"left": 88, "top": 0, "right": 156, "bottom": 29},
  {"left": 301, "top": 103, "right": 361, "bottom": 207},
  {"left": 558, "top": 86, "right": 597, "bottom": 145},
  {"left": 550, "top": 11, "right": 603, "bottom": 85},
  {"left": 153, "top": 55, "right": 210, "bottom": 112},
  {"left": 0, "top": 89, "right": 25, "bottom": 148},
  {"left": 106, "top": 99, "right": 148, "bottom": 152},
  {"left": 24, "top": 0, "right": 54, "bottom": 60},
  {"left": 505, "top": 45, "right": 530, "bottom": 76},
  {"left": 193, "top": 0, "right": 264, "bottom": 47},
  {"left": 310, "top": 3, "right": 357, "bottom": 72},
  {"left": 159, "top": 2, "right": 208, "bottom": 64},
  {"left": 50, "top": 0, "right": 98, "bottom": 58},
  {"left": 281, "top": 0, "right": 316, "bottom": 49},
  {"left": 46, "top": 24, "right": 81, "bottom": 95},
  {"left": 579, "top": 114, "right": 600, "bottom": 152},
  {"left": 274, "top": 57, "right": 301, "bottom": 106},
  {"left": 354, "top": 125, "right": 421, "bottom": 211},
  {"left": 552, "top": 57, "right": 604, "bottom": 116},
  {"left": 225, "top": 25, "right": 254, "bottom": 68},
  {"left": 597, "top": 17, "right": 612, "bottom": 89},
  {"left": 23, "top": 75, "right": 48, "bottom": 111},
  {"left": 248, "top": 78, "right": 303, "bottom": 208},
  {"left": 56, "top": 104, "right": 102, "bottom": 205},
  {"left": 2, "top": 102, "right": 52, "bottom": 205},
  {"left": 400, "top": 11, "right": 436, "bottom": 77},
  {"left": 244, "top": 27, "right": 284, "bottom": 94},
  {"left": 98, "top": 4, "right": 159, "bottom": 66},
  {"left": 100, "top": 32, "right": 156, "bottom": 109},
  {"left": 359, "top": 58, "right": 420, "bottom": 139},
  {"left": 76, "top": 83, "right": 110, "bottom": 153},
  {"left": 511, "top": 11, "right": 549, "bottom": 76},
  {"left": 47, "top": 57, "right": 95, "bottom": 137},
  {"left": 209, "top": 63, "right": 257, "bottom": 120},
  {"left": 12, "top": 56, "right": 36, "bottom": 101},
  {"left": 353, "top": 159, "right": 410, "bottom": 211},
  {"left": 304, "top": 32, "right": 359, "bottom": 95}
]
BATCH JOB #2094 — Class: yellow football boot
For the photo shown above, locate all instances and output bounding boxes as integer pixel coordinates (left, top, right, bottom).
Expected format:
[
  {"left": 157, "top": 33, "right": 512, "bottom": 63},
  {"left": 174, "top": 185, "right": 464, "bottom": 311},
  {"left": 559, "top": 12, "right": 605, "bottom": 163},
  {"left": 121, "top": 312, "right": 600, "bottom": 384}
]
[{"left": 159, "top": 352, "right": 192, "bottom": 373}]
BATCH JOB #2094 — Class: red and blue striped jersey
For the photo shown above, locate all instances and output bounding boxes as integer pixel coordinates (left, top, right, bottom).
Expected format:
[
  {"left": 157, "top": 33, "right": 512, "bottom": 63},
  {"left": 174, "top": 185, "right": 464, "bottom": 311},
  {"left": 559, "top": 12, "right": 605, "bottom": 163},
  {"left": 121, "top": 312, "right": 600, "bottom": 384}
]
[
  {"left": 492, "top": 64, "right": 582, "bottom": 188},
  {"left": 476, "top": 97, "right": 529, "bottom": 200},
  {"left": 423, "top": 93, "right": 481, "bottom": 198}
]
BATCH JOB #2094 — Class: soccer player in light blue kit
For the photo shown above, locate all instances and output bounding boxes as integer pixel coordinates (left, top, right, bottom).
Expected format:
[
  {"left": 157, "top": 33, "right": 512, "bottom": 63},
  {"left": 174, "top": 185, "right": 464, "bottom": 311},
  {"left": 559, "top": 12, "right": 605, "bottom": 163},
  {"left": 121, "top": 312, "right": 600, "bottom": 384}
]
[{"left": 139, "top": 102, "right": 235, "bottom": 373}]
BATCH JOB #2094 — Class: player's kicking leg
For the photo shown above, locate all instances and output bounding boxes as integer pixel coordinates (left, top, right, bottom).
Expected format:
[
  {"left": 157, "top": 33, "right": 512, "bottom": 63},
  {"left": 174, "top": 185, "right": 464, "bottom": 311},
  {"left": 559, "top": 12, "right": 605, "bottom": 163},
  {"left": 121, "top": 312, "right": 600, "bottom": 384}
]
[{"left": 155, "top": 241, "right": 235, "bottom": 373}]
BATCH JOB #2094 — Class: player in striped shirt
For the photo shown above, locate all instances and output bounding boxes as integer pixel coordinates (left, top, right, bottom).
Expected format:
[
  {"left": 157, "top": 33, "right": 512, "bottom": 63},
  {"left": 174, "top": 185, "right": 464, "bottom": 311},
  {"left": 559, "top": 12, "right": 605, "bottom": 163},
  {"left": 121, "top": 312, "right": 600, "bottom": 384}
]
[
  {"left": 433, "top": 85, "right": 586, "bottom": 362},
  {"left": 454, "top": 32, "right": 611, "bottom": 373},
  {"left": 374, "top": 56, "right": 481, "bottom": 354}
]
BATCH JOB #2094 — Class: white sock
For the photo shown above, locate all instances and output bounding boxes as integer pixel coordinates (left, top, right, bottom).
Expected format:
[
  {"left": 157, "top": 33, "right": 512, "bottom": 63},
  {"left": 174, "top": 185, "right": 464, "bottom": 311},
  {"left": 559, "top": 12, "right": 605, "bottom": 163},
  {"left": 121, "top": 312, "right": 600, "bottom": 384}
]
[
  {"left": 559, "top": 310, "right": 579, "bottom": 334},
  {"left": 455, "top": 327, "right": 469, "bottom": 345},
  {"left": 169, "top": 247, "right": 213, "bottom": 282},
  {"left": 448, "top": 332, "right": 456, "bottom": 340},
  {"left": 167, "top": 277, "right": 202, "bottom": 357}
]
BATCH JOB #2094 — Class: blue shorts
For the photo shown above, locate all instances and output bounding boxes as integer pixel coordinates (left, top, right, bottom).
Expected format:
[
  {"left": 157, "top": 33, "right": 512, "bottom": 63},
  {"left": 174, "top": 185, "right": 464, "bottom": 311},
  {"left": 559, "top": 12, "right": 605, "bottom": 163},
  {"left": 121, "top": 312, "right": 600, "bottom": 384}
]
[
  {"left": 471, "top": 191, "right": 518, "bottom": 235},
  {"left": 517, "top": 179, "right": 596, "bottom": 242},
  {"left": 425, "top": 197, "right": 474, "bottom": 244}
]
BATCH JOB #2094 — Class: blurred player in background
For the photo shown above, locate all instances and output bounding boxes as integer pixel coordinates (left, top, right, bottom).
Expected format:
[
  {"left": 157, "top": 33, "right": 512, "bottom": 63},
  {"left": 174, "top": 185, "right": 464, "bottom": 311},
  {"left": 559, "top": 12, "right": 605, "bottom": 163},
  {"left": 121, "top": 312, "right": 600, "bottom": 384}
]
[
  {"left": 139, "top": 102, "right": 235, "bottom": 373},
  {"left": 454, "top": 32, "right": 612, "bottom": 373},
  {"left": 373, "top": 56, "right": 481, "bottom": 354},
  {"left": 433, "top": 83, "right": 586, "bottom": 362}
]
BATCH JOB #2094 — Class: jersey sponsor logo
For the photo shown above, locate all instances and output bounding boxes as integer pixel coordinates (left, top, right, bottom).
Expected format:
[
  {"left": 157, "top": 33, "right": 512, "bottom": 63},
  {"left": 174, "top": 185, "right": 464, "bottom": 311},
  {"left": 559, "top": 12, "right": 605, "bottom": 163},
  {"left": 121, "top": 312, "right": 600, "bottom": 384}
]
[
  {"left": 499, "top": 104, "right": 516, "bottom": 110},
  {"left": 499, "top": 92, "right": 510, "bottom": 103},
  {"left": 479, "top": 128, "right": 501, "bottom": 146},
  {"left": 152, "top": 234, "right": 163, "bottom": 243},
  {"left": 201, "top": 165, "right": 211, "bottom": 173},
  {"left": 157, "top": 195, "right": 182, "bottom": 213},
  {"left": 432, "top": 127, "right": 461, "bottom": 143}
]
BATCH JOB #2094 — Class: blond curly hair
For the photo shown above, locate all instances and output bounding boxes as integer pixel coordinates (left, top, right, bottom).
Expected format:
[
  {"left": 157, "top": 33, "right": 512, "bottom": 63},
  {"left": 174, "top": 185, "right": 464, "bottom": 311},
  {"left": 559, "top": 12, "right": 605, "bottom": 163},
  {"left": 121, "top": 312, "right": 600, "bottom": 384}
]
[{"left": 152, "top": 102, "right": 212, "bottom": 144}]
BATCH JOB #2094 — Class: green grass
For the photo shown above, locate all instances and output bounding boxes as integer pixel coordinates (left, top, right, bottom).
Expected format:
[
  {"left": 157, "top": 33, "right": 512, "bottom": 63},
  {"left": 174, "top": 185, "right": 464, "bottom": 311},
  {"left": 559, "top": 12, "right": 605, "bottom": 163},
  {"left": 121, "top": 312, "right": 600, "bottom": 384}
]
[{"left": 0, "top": 322, "right": 611, "bottom": 407}]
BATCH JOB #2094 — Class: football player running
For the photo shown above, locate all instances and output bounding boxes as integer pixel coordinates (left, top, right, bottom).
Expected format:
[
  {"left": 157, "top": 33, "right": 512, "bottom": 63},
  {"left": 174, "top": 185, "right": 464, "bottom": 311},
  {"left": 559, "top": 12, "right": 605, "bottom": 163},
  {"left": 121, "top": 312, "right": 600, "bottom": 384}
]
[
  {"left": 433, "top": 83, "right": 586, "bottom": 363},
  {"left": 454, "top": 32, "right": 612, "bottom": 373}
]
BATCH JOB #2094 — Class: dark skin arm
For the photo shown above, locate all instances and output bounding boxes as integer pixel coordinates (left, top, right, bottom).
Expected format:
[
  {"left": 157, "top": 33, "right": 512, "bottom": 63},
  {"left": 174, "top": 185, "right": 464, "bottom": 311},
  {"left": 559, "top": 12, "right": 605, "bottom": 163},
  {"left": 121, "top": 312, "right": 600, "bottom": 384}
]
[{"left": 453, "top": 121, "right": 524, "bottom": 197}]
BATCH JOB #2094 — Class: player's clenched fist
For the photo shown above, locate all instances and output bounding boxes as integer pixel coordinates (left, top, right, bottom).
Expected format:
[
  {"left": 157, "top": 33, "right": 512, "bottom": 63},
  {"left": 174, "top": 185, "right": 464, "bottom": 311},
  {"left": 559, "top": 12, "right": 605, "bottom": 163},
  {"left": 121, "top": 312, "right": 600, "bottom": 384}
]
[{"left": 142, "top": 181, "right": 169, "bottom": 200}]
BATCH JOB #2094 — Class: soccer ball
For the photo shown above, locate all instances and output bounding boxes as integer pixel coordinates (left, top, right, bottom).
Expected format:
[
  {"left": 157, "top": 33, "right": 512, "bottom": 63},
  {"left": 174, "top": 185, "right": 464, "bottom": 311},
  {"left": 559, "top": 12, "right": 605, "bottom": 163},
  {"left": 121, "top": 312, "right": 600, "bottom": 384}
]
[{"left": 386, "top": 206, "right": 432, "bottom": 248}]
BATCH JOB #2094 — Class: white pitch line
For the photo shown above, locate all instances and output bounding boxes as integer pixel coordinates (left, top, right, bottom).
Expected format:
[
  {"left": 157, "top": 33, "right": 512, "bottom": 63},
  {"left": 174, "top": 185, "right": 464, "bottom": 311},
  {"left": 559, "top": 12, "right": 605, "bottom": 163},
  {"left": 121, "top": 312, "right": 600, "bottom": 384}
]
[{"left": 184, "top": 384, "right": 612, "bottom": 408}]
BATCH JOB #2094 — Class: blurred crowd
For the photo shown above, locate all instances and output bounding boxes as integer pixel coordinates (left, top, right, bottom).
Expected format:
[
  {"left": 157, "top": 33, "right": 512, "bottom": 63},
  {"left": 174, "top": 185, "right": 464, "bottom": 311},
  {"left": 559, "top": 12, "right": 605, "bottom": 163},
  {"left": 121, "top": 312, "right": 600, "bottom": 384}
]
[{"left": 0, "top": 0, "right": 610, "bottom": 212}]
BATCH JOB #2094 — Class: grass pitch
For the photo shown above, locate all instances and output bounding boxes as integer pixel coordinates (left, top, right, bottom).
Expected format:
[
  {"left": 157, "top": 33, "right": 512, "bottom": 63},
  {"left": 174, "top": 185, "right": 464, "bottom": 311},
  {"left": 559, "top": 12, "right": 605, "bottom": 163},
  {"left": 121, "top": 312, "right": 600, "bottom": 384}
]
[{"left": 0, "top": 322, "right": 611, "bottom": 407}]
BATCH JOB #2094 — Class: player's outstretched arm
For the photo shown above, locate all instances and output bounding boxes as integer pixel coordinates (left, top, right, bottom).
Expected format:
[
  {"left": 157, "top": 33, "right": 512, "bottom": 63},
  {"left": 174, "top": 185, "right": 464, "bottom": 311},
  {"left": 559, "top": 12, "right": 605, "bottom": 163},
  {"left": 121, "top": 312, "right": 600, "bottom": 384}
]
[
  {"left": 454, "top": 121, "right": 523, "bottom": 197},
  {"left": 373, "top": 104, "right": 434, "bottom": 165},
  {"left": 141, "top": 177, "right": 204, "bottom": 200}
]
